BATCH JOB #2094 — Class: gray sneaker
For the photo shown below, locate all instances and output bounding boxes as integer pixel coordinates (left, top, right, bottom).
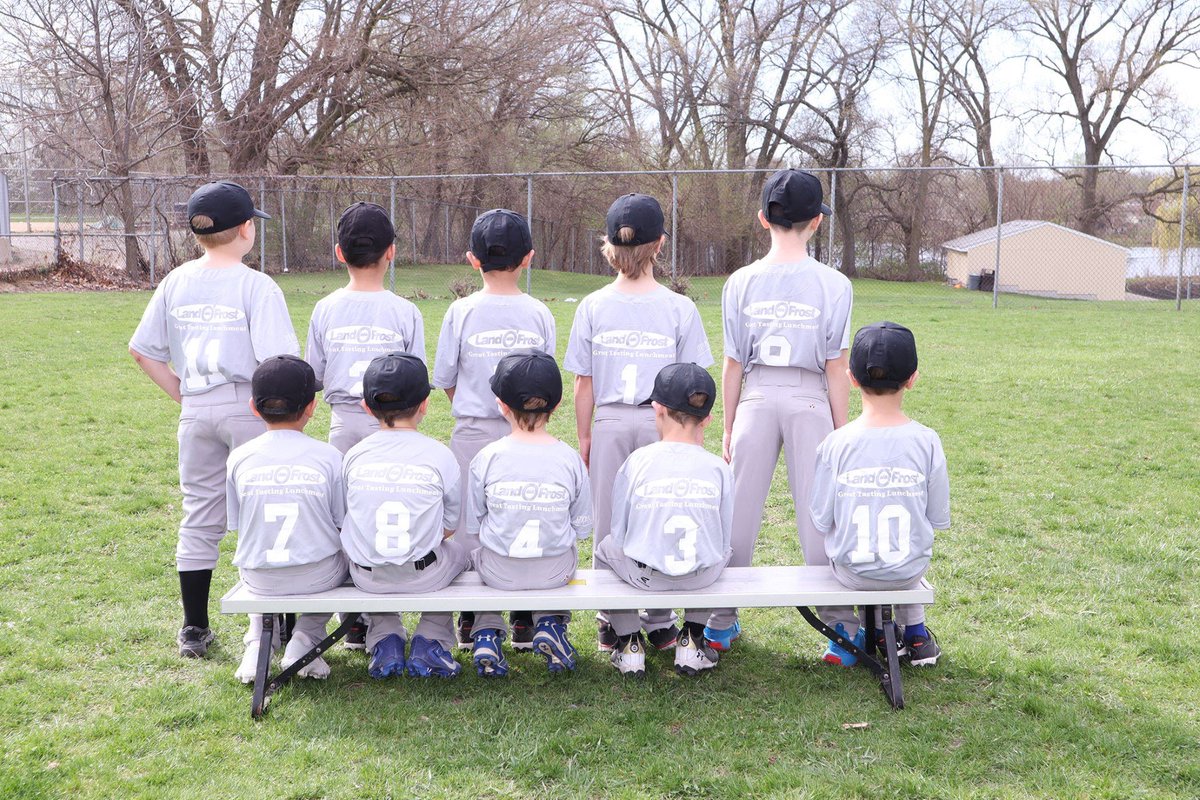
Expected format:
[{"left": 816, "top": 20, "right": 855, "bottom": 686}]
[{"left": 177, "top": 625, "right": 215, "bottom": 659}]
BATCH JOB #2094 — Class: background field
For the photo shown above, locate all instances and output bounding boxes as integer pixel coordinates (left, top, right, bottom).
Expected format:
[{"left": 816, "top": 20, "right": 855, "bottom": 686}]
[{"left": 0, "top": 267, "right": 1197, "bottom": 799}]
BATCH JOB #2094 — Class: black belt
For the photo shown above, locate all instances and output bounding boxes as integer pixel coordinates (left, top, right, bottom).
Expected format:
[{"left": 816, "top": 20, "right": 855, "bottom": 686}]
[{"left": 358, "top": 550, "right": 438, "bottom": 572}]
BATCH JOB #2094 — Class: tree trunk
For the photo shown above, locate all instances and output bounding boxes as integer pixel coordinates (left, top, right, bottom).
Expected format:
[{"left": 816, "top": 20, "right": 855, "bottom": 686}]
[
  {"left": 905, "top": 171, "right": 931, "bottom": 275},
  {"left": 837, "top": 185, "right": 857, "bottom": 277},
  {"left": 1078, "top": 152, "right": 1101, "bottom": 236},
  {"left": 118, "top": 180, "right": 146, "bottom": 279}
]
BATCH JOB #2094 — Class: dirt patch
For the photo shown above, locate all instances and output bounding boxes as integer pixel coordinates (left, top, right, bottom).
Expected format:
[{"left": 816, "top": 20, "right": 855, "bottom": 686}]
[{"left": 0, "top": 255, "right": 150, "bottom": 293}]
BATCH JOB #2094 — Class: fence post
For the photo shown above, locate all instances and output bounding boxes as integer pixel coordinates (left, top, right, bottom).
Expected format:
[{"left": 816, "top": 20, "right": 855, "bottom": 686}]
[
  {"left": 328, "top": 191, "right": 335, "bottom": 270},
  {"left": 389, "top": 179, "right": 396, "bottom": 292},
  {"left": 671, "top": 173, "right": 679, "bottom": 282},
  {"left": 77, "top": 180, "right": 85, "bottom": 265},
  {"left": 149, "top": 184, "right": 157, "bottom": 284},
  {"left": 18, "top": 81, "right": 31, "bottom": 232},
  {"left": 52, "top": 178, "right": 61, "bottom": 262},
  {"left": 828, "top": 170, "right": 837, "bottom": 269},
  {"left": 992, "top": 168, "right": 1004, "bottom": 309},
  {"left": 1177, "top": 169, "right": 1190, "bottom": 312},
  {"left": 410, "top": 196, "right": 418, "bottom": 266},
  {"left": 526, "top": 176, "right": 533, "bottom": 293},
  {"left": 280, "top": 187, "right": 289, "bottom": 273}
]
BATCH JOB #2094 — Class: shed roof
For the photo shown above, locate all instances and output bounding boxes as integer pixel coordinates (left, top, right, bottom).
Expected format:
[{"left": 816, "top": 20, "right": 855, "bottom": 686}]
[{"left": 941, "top": 220, "right": 1129, "bottom": 254}]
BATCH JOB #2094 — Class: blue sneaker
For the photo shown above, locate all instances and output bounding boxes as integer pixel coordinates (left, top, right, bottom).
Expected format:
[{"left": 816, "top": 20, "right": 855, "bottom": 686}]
[
  {"left": 703, "top": 620, "right": 741, "bottom": 652},
  {"left": 532, "top": 617, "right": 577, "bottom": 673},
  {"left": 368, "top": 633, "right": 406, "bottom": 678},
  {"left": 407, "top": 635, "right": 462, "bottom": 678},
  {"left": 823, "top": 623, "right": 866, "bottom": 667},
  {"left": 472, "top": 629, "right": 508, "bottom": 677}
]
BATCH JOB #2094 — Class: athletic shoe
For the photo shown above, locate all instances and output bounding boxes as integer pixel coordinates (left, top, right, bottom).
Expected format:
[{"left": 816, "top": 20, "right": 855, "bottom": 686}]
[
  {"left": 367, "top": 633, "right": 406, "bottom": 679},
  {"left": 177, "top": 625, "right": 214, "bottom": 659},
  {"left": 472, "top": 629, "right": 508, "bottom": 677},
  {"left": 703, "top": 620, "right": 740, "bottom": 652},
  {"left": 597, "top": 620, "right": 619, "bottom": 652},
  {"left": 344, "top": 618, "right": 368, "bottom": 651},
  {"left": 510, "top": 615, "right": 534, "bottom": 652},
  {"left": 674, "top": 627, "right": 719, "bottom": 676},
  {"left": 406, "top": 635, "right": 461, "bottom": 678},
  {"left": 281, "top": 631, "right": 332, "bottom": 679},
  {"left": 456, "top": 613, "right": 474, "bottom": 651},
  {"left": 610, "top": 632, "right": 646, "bottom": 677},
  {"left": 822, "top": 623, "right": 866, "bottom": 668},
  {"left": 875, "top": 622, "right": 909, "bottom": 659},
  {"left": 235, "top": 640, "right": 275, "bottom": 684},
  {"left": 904, "top": 629, "right": 941, "bottom": 667},
  {"left": 646, "top": 624, "right": 679, "bottom": 651},
  {"left": 532, "top": 617, "right": 578, "bottom": 673}
]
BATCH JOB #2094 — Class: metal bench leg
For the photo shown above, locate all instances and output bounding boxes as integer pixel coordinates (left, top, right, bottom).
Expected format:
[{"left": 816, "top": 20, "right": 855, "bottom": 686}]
[
  {"left": 879, "top": 605, "right": 904, "bottom": 709},
  {"left": 251, "top": 614, "right": 277, "bottom": 720},
  {"left": 796, "top": 606, "right": 905, "bottom": 710},
  {"left": 252, "top": 613, "right": 361, "bottom": 720}
]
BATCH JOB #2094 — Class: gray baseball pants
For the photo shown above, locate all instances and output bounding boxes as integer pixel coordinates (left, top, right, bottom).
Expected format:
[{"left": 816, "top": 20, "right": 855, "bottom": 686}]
[
  {"left": 177, "top": 382, "right": 265, "bottom": 571},
  {"left": 824, "top": 562, "right": 927, "bottom": 635},
  {"left": 470, "top": 545, "right": 577, "bottom": 634},
  {"left": 328, "top": 402, "right": 379, "bottom": 455},
  {"left": 594, "top": 536, "right": 731, "bottom": 636},
  {"left": 449, "top": 416, "right": 512, "bottom": 552},
  {"left": 348, "top": 538, "right": 471, "bottom": 652},
  {"left": 588, "top": 403, "right": 676, "bottom": 633},
  {"left": 239, "top": 551, "right": 350, "bottom": 647}
]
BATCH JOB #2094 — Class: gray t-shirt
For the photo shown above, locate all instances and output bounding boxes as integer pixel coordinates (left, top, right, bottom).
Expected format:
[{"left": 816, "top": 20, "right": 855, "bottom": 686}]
[
  {"left": 563, "top": 284, "right": 713, "bottom": 406},
  {"left": 341, "top": 429, "right": 460, "bottom": 567},
  {"left": 467, "top": 437, "right": 592, "bottom": 558},
  {"left": 610, "top": 441, "right": 734, "bottom": 576},
  {"left": 227, "top": 429, "right": 345, "bottom": 570},
  {"left": 129, "top": 261, "right": 300, "bottom": 395},
  {"left": 306, "top": 289, "right": 425, "bottom": 406},
  {"left": 721, "top": 257, "right": 853, "bottom": 373},
  {"left": 432, "top": 292, "right": 557, "bottom": 419},
  {"left": 809, "top": 419, "right": 950, "bottom": 583}
]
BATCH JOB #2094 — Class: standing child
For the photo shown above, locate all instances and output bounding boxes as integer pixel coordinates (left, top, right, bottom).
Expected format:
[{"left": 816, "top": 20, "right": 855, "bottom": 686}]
[
  {"left": 341, "top": 352, "right": 470, "bottom": 679},
  {"left": 129, "top": 181, "right": 299, "bottom": 658},
  {"left": 712, "top": 169, "right": 853, "bottom": 651},
  {"left": 433, "top": 209, "right": 556, "bottom": 650},
  {"left": 594, "top": 363, "right": 733, "bottom": 677},
  {"left": 466, "top": 350, "right": 592, "bottom": 677},
  {"left": 227, "top": 356, "right": 348, "bottom": 683},
  {"left": 564, "top": 193, "right": 713, "bottom": 651},
  {"left": 810, "top": 322, "right": 947, "bottom": 666}
]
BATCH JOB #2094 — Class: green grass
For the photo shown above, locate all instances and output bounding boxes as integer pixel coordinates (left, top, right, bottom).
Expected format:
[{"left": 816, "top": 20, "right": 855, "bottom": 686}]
[{"left": 0, "top": 265, "right": 1197, "bottom": 799}]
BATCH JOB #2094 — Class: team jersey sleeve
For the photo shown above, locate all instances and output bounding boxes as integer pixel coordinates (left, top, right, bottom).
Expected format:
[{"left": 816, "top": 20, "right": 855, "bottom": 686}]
[
  {"left": 608, "top": 463, "right": 632, "bottom": 549},
  {"left": 570, "top": 456, "right": 594, "bottom": 540},
  {"left": 250, "top": 283, "right": 300, "bottom": 361},
  {"left": 542, "top": 304, "right": 558, "bottom": 358},
  {"left": 926, "top": 436, "right": 951, "bottom": 530},
  {"left": 719, "top": 461, "right": 735, "bottom": 551},
  {"left": 225, "top": 456, "right": 241, "bottom": 533},
  {"left": 677, "top": 302, "right": 714, "bottom": 368},
  {"left": 465, "top": 453, "right": 487, "bottom": 536},
  {"left": 826, "top": 283, "right": 853, "bottom": 359},
  {"left": 129, "top": 282, "right": 171, "bottom": 362},
  {"left": 305, "top": 305, "right": 327, "bottom": 383},
  {"left": 410, "top": 307, "right": 427, "bottom": 363},
  {"left": 721, "top": 276, "right": 743, "bottom": 362},
  {"left": 431, "top": 306, "right": 459, "bottom": 389},
  {"left": 562, "top": 301, "right": 592, "bottom": 376},
  {"left": 808, "top": 442, "right": 836, "bottom": 535},
  {"left": 441, "top": 453, "right": 462, "bottom": 532},
  {"left": 328, "top": 453, "right": 346, "bottom": 529}
]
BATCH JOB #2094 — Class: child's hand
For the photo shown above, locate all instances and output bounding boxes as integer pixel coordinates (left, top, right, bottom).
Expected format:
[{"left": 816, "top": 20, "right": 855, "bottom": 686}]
[
  {"left": 578, "top": 435, "right": 591, "bottom": 469},
  {"left": 722, "top": 430, "right": 732, "bottom": 463}
]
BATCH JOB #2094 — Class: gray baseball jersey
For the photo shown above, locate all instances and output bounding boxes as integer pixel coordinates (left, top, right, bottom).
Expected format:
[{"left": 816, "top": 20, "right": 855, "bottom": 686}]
[
  {"left": 467, "top": 438, "right": 592, "bottom": 558},
  {"left": 563, "top": 285, "right": 713, "bottom": 405},
  {"left": 432, "top": 292, "right": 556, "bottom": 419},
  {"left": 809, "top": 419, "right": 950, "bottom": 583},
  {"left": 341, "top": 429, "right": 461, "bottom": 567},
  {"left": 610, "top": 441, "right": 734, "bottom": 576},
  {"left": 721, "top": 258, "right": 852, "bottom": 373},
  {"left": 227, "top": 430, "right": 345, "bottom": 570},
  {"left": 306, "top": 289, "right": 425, "bottom": 405},
  {"left": 129, "top": 261, "right": 300, "bottom": 394}
]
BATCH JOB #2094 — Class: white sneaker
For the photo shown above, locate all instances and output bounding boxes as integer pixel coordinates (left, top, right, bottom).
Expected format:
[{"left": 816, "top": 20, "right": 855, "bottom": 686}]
[
  {"left": 674, "top": 628, "right": 718, "bottom": 676},
  {"left": 281, "top": 631, "right": 331, "bottom": 680},
  {"left": 235, "top": 640, "right": 274, "bottom": 684},
  {"left": 610, "top": 632, "right": 646, "bottom": 677}
]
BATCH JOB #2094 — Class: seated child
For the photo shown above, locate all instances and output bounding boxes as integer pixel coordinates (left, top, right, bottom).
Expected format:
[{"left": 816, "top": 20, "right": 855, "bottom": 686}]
[
  {"left": 466, "top": 349, "right": 592, "bottom": 677},
  {"left": 228, "top": 355, "right": 348, "bottom": 683},
  {"left": 809, "top": 322, "right": 949, "bottom": 667},
  {"left": 594, "top": 363, "right": 734, "bottom": 677},
  {"left": 341, "top": 352, "right": 471, "bottom": 679}
]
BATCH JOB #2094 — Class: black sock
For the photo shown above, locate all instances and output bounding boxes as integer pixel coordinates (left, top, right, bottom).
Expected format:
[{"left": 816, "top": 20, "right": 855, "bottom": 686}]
[
  {"left": 684, "top": 622, "right": 707, "bottom": 639},
  {"left": 179, "top": 570, "right": 213, "bottom": 629},
  {"left": 510, "top": 611, "right": 533, "bottom": 626}
]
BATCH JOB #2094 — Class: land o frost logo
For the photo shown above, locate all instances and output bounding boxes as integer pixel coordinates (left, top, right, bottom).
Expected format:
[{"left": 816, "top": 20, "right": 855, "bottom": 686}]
[
  {"left": 743, "top": 300, "right": 821, "bottom": 322},
  {"left": 242, "top": 464, "right": 327, "bottom": 487},
  {"left": 350, "top": 463, "right": 439, "bottom": 487},
  {"left": 328, "top": 325, "right": 404, "bottom": 346},
  {"left": 488, "top": 481, "right": 570, "bottom": 505},
  {"left": 171, "top": 304, "right": 246, "bottom": 324},
  {"left": 466, "top": 329, "right": 545, "bottom": 351},
  {"left": 634, "top": 477, "right": 720, "bottom": 500},
  {"left": 836, "top": 467, "right": 925, "bottom": 489},
  {"left": 593, "top": 330, "right": 675, "bottom": 351}
]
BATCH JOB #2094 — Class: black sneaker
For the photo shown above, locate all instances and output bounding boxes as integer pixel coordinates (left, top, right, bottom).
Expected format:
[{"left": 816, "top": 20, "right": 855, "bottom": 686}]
[
  {"left": 905, "top": 629, "right": 941, "bottom": 667},
  {"left": 345, "top": 619, "right": 368, "bottom": 651},
  {"left": 510, "top": 613, "right": 534, "bottom": 652},
  {"left": 647, "top": 625, "right": 679, "bottom": 651},
  {"left": 177, "top": 625, "right": 214, "bottom": 659},
  {"left": 597, "top": 620, "right": 619, "bottom": 652},
  {"left": 874, "top": 623, "right": 908, "bottom": 659},
  {"left": 456, "top": 613, "right": 474, "bottom": 651}
]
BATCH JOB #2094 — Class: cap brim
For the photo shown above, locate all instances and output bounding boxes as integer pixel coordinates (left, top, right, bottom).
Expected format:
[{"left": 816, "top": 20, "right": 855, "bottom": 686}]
[
  {"left": 253, "top": 209, "right": 271, "bottom": 220},
  {"left": 820, "top": 203, "right": 832, "bottom": 217}
]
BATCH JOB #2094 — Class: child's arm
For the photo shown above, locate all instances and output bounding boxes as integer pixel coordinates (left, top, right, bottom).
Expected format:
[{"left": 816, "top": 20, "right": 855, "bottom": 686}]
[
  {"left": 431, "top": 307, "right": 459, "bottom": 405},
  {"left": 926, "top": 438, "right": 951, "bottom": 530},
  {"left": 249, "top": 284, "right": 300, "bottom": 360},
  {"left": 825, "top": 352, "right": 850, "bottom": 429},
  {"left": 130, "top": 349, "right": 182, "bottom": 404},
  {"left": 465, "top": 456, "right": 487, "bottom": 539},
  {"left": 563, "top": 302, "right": 593, "bottom": 465},
  {"left": 807, "top": 446, "right": 836, "bottom": 536},
  {"left": 721, "top": 356, "right": 743, "bottom": 463},
  {"left": 574, "top": 375, "right": 594, "bottom": 468},
  {"left": 442, "top": 458, "right": 462, "bottom": 539},
  {"left": 608, "top": 468, "right": 631, "bottom": 549},
  {"left": 570, "top": 457, "right": 594, "bottom": 540}
]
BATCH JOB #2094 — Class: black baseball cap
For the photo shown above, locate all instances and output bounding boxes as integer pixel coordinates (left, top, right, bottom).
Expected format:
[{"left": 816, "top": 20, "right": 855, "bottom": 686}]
[
  {"left": 644, "top": 362, "right": 716, "bottom": 418},
  {"left": 252, "top": 355, "right": 322, "bottom": 417},
  {"left": 470, "top": 209, "right": 533, "bottom": 271},
  {"left": 850, "top": 322, "right": 918, "bottom": 389},
  {"left": 761, "top": 169, "right": 832, "bottom": 228},
  {"left": 605, "top": 193, "right": 665, "bottom": 246},
  {"left": 338, "top": 202, "right": 395, "bottom": 263},
  {"left": 490, "top": 348, "right": 562, "bottom": 413},
  {"left": 187, "top": 181, "right": 270, "bottom": 234},
  {"left": 362, "top": 352, "right": 430, "bottom": 411}
]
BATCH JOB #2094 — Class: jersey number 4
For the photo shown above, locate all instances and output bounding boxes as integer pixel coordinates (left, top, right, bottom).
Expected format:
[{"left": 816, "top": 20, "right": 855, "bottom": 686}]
[{"left": 849, "top": 504, "right": 912, "bottom": 564}]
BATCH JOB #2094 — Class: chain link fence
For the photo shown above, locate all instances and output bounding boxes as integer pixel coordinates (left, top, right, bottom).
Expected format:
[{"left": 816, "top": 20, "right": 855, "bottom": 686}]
[{"left": 2, "top": 165, "right": 1196, "bottom": 307}]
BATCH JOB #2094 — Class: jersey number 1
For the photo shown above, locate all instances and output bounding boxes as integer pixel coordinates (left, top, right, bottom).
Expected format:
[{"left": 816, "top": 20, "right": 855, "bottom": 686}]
[{"left": 183, "top": 338, "right": 223, "bottom": 390}]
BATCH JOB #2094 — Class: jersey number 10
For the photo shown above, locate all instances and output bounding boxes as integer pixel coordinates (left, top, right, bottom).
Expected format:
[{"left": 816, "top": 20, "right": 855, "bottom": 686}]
[{"left": 848, "top": 504, "right": 912, "bottom": 564}]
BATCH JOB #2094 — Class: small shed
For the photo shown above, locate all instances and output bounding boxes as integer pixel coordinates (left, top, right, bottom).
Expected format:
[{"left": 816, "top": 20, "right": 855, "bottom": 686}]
[{"left": 942, "top": 220, "right": 1129, "bottom": 301}]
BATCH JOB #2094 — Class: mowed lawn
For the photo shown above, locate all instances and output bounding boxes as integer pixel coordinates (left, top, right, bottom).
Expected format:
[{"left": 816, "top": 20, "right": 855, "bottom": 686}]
[{"left": 0, "top": 265, "right": 1197, "bottom": 800}]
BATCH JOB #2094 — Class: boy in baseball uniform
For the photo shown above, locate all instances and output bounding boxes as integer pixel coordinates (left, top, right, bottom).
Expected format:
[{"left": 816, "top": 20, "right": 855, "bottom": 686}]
[
  {"left": 227, "top": 356, "right": 348, "bottom": 683},
  {"left": 595, "top": 363, "right": 733, "bottom": 677},
  {"left": 810, "top": 322, "right": 947, "bottom": 666},
  {"left": 341, "top": 352, "right": 470, "bottom": 679},
  {"left": 466, "top": 350, "right": 592, "bottom": 677},
  {"left": 129, "top": 181, "right": 300, "bottom": 658},
  {"left": 564, "top": 193, "right": 713, "bottom": 651},
  {"left": 433, "top": 209, "right": 556, "bottom": 650},
  {"left": 712, "top": 169, "right": 852, "bottom": 651}
]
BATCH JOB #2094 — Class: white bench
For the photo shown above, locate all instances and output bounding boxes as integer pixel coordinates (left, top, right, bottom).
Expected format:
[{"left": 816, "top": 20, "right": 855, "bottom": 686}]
[{"left": 221, "top": 565, "right": 934, "bottom": 718}]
